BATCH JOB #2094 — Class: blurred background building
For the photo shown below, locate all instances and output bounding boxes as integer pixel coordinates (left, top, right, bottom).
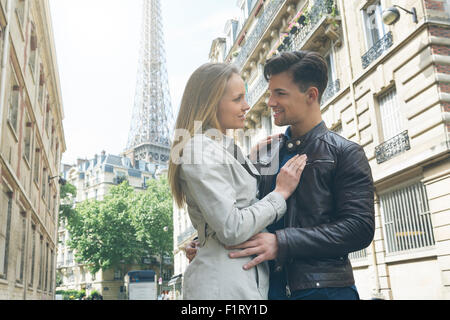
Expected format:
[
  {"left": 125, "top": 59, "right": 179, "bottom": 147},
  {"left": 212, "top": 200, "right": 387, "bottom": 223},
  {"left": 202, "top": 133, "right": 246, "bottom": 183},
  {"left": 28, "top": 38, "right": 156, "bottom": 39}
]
[
  {"left": 56, "top": 151, "right": 172, "bottom": 300},
  {"left": 0, "top": 0, "right": 66, "bottom": 299},
  {"left": 173, "top": 0, "right": 450, "bottom": 300}
]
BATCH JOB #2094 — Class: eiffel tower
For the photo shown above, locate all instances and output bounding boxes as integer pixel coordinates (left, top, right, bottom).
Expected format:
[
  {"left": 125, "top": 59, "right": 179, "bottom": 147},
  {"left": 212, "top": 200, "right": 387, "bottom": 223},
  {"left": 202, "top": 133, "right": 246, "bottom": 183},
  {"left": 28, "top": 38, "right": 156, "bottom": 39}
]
[{"left": 125, "top": 0, "right": 173, "bottom": 166}]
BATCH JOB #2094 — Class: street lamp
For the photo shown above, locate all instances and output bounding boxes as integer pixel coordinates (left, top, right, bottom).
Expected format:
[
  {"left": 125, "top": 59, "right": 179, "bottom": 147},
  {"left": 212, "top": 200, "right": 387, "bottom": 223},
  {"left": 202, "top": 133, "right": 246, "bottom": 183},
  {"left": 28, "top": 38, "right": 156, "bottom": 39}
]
[
  {"left": 159, "top": 226, "right": 169, "bottom": 298},
  {"left": 382, "top": 5, "right": 418, "bottom": 25},
  {"left": 48, "top": 175, "right": 67, "bottom": 185}
]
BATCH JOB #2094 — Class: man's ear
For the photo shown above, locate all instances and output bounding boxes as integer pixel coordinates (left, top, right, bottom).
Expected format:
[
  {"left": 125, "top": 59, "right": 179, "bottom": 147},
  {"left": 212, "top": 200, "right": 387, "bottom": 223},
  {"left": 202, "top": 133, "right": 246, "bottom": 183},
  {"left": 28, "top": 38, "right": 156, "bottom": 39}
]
[{"left": 306, "top": 87, "right": 319, "bottom": 103}]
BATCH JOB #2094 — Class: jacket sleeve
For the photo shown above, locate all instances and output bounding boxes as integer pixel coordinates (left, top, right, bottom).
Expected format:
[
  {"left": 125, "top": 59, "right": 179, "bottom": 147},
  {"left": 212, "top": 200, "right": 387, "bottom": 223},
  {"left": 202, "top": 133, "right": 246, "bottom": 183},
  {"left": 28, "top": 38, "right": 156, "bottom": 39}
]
[
  {"left": 276, "top": 143, "right": 375, "bottom": 263},
  {"left": 180, "top": 140, "right": 286, "bottom": 247}
]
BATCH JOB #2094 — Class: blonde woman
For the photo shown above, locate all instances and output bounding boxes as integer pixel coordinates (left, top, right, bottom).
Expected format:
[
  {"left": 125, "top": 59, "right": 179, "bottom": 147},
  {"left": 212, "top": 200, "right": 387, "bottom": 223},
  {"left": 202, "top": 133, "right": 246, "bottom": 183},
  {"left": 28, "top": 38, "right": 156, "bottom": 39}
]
[{"left": 168, "top": 63, "right": 307, "bottom": 300}]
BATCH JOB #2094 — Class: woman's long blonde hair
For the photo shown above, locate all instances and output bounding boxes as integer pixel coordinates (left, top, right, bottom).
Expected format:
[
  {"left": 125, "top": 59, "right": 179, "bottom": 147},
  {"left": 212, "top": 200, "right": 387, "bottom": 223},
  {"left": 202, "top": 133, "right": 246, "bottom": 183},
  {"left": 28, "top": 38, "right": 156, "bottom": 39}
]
[{"left": 168, "top": 63, "right": 239, "bottom": 208}]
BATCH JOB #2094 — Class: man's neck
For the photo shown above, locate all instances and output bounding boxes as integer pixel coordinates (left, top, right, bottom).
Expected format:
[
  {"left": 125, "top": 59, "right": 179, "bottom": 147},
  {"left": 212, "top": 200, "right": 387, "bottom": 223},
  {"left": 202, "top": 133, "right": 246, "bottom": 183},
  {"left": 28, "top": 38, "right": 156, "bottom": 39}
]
[{"left": 290, "top": 118, "right": 323, "bottom": 138}]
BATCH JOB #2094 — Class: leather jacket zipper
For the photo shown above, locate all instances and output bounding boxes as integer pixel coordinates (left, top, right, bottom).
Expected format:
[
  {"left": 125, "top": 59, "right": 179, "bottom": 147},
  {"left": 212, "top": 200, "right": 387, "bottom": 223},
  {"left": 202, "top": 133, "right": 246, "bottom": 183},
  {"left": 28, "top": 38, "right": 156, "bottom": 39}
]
[{"left": 286, "top": 284, "right": 292, "bottom": 298}]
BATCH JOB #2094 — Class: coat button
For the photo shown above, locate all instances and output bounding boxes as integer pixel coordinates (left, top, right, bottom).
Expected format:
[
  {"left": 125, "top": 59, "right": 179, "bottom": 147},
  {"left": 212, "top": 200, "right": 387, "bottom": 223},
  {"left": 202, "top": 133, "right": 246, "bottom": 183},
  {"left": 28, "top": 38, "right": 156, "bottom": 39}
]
[
  {"left": 296, "top": 140, "right": 301, "bottom": 146},
  {"left": 288, "top": 143, "right": 294, "bottom": 149},
  {"left": 275, "top": 266, "right": 282, "bottom": 272},
  {"left": 316, "top": 282, "right": 320, "bottom": 287}
]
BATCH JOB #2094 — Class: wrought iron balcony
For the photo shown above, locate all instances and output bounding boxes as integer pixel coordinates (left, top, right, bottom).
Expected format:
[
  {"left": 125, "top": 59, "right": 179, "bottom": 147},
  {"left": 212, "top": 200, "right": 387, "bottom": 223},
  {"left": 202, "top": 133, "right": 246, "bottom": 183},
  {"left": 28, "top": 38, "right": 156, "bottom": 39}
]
[
  {"left": 321, "top": 79, "right": 340, "bottom": 106},
  {"left": 362, "top": 31, "right": 393, "bottom": 69},
  {"left": 247, "top": 74, "right": 269, "bottom": 108},
  {"left": 233, "top": 0, "right": 286, "bottom": 70},
  {"left": 375, "top": 130, "right": 411, "bottom": 164},
  {"left": 288, "top": 0, "right": 339, "bottom": 52}
]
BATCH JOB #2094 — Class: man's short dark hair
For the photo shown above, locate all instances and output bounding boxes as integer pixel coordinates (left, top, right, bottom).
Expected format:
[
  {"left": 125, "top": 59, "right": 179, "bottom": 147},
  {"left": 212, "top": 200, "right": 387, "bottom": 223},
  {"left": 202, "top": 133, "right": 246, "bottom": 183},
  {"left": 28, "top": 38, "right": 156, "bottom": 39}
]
[{"left": 264, "top": 51, "right": 328, "bottom": 103}]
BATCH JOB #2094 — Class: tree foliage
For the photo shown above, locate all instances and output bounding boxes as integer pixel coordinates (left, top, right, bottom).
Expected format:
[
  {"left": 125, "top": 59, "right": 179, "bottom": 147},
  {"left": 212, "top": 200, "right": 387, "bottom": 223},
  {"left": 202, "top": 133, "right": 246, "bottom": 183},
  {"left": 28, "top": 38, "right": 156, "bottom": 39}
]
[
  {"left": 58, "top": 182, "right": 77, "bottom": 223},
  {"left": 65, "top": 178, "right": 173, "bottom": 274}
]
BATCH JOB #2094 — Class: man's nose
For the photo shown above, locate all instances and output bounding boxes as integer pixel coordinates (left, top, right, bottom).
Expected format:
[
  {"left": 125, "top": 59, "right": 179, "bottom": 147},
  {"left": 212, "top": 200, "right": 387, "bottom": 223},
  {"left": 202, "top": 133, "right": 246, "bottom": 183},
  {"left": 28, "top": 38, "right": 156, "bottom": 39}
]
[{"left": 267, "top": 95, "right": 276, "bottom": 108}]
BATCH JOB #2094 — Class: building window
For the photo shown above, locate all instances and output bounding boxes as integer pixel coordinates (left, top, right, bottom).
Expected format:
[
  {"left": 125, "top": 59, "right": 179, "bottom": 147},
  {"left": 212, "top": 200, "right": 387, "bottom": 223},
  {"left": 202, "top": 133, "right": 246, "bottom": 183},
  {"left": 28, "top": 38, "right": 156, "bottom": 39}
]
[
  {"left": 33, "top": 147, "right": 41, "bottom": 185},
  {"left": 380, "top": 182, "right": 435, "bottom": 254},
  {"left": 23, "top": 113, "right": 32, "bottom": 163},
  {"left": 16, "top": 212, "right": 27, "bottom": 284},
  {"left": 349, "top": 249, "right": 367, "bottom": 260},
  {"left": 114, "top": 269, "right": 122, "bottom": 280},
  {"left": 362, "top": 1, "right": 386, "bottom": 50},
  {"left": 0, "top": 191, "right": 13, "bottom": 279},
  {"left": 42, "top": 167, "right": 47, "bottom": 200},
  {"left": 45, "top": 100, "right": 50, "bottom": 134},
  {"left": 29, "top": 224, "right": 36, "bottom": 287},
  {"left": 44, "top": 242, "right": 49, "bottom": 291},
  {"left": 49, "top": 249, "right": 54, "bottom": 293},
  {"left": 7, "top": 69, "right": 20, "bottom": 134},
  {"left": 38, "top": 236, "right": 44, "bottom": 289},
  {"left": 322, "top": 52, "right": 341, "bottom": 105},
  {"left": 378, "top": 87, "right": 404, "bottom": 141},
  {"left": 361, "top": 1, "right": 393, "bottom": 69},
  {"left": 38, "top": 66, "right": 45, "bottom": 107},
  {"left": 28, "top": 21, "right": 38, "bottom": 77}
]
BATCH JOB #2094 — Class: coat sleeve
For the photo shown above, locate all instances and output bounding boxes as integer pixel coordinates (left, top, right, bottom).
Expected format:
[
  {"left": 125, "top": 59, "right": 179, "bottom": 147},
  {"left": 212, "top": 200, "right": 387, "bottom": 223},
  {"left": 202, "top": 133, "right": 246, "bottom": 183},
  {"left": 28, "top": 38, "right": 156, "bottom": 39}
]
[
  {"left": 275, "top": 143, "right": 375, "bottom": 263},
  {"left": 180, "top": 140, "right": 286, "bottom": 247}
]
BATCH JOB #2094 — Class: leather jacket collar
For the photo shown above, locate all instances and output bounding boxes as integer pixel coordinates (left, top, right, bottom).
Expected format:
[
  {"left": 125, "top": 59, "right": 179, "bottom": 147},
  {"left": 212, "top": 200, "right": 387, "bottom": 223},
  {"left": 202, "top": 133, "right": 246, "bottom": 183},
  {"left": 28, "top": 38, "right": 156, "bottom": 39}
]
[
  {"left": 283, "top": 121, "right": 328, "bottom": 154},
  {"left": 258, "top": 121, "right": 328, "bottom": 166}
]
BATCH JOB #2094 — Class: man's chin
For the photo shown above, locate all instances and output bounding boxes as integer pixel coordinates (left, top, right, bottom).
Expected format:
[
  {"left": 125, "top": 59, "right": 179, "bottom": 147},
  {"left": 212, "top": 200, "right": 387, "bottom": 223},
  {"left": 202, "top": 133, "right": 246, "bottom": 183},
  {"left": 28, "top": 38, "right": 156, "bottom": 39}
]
[{"left": 274, "top": 118, "right": 286, "bottom": 127}]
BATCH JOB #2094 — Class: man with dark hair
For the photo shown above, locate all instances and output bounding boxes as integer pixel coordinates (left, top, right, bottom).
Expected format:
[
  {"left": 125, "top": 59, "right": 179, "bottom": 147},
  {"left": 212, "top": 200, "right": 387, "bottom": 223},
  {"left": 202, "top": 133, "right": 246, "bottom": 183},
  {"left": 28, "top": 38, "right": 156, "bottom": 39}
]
[{"left": 225, "top": 50, "right": 375, "bottom": 300}]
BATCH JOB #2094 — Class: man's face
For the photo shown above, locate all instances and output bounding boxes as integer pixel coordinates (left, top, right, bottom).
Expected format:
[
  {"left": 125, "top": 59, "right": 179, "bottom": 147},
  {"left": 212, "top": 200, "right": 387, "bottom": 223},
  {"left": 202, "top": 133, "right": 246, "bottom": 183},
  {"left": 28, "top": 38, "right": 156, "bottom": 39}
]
[{"left": 267, "top": 71, "right": 310, "bottom": 128}]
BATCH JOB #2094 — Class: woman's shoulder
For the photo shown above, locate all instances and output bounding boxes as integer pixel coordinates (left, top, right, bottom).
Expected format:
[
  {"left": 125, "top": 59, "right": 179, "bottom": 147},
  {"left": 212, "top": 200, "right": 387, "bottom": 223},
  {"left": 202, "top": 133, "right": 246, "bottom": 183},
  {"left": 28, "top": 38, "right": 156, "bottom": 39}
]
[{"left": 181, "top": 134, "right": 235, "bottom": 166}]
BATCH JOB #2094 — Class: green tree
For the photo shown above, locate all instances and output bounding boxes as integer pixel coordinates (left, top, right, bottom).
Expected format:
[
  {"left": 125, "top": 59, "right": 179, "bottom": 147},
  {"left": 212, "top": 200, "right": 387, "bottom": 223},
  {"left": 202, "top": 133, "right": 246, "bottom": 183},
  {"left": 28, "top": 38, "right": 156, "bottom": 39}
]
[
  {"left": 67, "top": 182, "right": 143, "bottom": 274},
  {"left": 65, "top": 179, "right": 173, "bottom": 276},
  {"left": 132, "top": 177, "right": 173, "bottom": 258},
  {"left": 58, "top": 182, "right": 77, "bottom": 223}
]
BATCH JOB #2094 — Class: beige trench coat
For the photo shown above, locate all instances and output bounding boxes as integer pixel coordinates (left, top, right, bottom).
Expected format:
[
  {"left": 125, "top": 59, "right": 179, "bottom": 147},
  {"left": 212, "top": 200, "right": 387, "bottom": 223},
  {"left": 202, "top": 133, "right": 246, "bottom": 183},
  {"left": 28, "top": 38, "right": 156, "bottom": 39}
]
[{"left": 179, "top": 133, "right": 286, "bottom": 300}]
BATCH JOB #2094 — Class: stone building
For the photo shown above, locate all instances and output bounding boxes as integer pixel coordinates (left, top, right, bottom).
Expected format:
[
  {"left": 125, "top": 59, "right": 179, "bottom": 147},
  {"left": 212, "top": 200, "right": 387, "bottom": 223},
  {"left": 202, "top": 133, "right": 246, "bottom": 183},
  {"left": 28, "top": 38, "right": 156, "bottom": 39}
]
[
  {"left": 57, "top": 152, "right": 173, "bottom": 300},
  {"left": 173, "top": 0, "right": 450, "bottom": 300},
  {"left": 0, "top": 0, "right": 66, "bottom": 299}
]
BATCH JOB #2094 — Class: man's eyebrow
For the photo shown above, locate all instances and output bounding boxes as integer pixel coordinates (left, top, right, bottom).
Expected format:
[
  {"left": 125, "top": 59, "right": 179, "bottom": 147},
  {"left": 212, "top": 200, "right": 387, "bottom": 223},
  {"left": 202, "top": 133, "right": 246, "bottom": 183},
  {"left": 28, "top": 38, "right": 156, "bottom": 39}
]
[{"left": 271, "top": 88, "right": 288, "bottom": 93}]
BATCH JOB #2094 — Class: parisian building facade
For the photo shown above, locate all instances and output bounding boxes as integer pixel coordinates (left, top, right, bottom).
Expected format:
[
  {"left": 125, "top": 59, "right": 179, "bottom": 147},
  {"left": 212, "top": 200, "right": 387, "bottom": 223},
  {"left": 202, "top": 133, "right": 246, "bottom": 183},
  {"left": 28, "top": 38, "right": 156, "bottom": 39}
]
[
  {"left": 173, "top": 0, "right": 450, "bottom": 300},
  {"left": 0, "top": 0, "right": 66, "bottom": 300},
  {"left": 57, "top": 152, "right": 173, "bottom": 300}
]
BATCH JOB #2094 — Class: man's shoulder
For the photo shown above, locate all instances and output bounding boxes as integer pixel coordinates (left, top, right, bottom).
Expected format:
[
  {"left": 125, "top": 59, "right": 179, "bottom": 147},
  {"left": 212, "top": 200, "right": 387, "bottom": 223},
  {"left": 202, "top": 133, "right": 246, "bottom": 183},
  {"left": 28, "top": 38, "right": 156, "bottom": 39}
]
[{"left": 320, "top": 130, "right": 361, "bottom": 153}]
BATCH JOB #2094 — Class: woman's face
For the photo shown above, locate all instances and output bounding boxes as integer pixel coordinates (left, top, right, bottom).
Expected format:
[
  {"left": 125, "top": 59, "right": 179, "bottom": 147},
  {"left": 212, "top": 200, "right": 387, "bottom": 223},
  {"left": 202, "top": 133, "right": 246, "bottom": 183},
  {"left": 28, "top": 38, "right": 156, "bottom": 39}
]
[{"left": 217, "top": 73, "right": 250, "bottom": 132}]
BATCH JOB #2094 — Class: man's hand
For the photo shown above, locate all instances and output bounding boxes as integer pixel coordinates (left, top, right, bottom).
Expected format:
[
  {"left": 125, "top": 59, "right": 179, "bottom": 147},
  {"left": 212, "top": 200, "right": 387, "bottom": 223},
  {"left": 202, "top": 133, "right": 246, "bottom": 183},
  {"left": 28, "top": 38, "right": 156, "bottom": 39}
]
[
  {"left": 185, "top": 240, "right": 200, "bottom": 263},
  {"left": 226, "top": 233, "right": 278, "bottom": 270},
  {"left": 249, "top": 134, "right": 282, "bottom": 162}
]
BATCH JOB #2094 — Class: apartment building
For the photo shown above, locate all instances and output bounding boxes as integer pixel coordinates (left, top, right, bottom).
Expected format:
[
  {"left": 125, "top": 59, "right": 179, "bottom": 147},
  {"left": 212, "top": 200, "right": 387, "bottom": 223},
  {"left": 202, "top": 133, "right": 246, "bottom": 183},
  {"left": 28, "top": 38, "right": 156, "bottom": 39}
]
[
  {"left": 0, "top": 0, "right": 66, "bottom": 299},
  {"left": 172, "top": 0, "right": 450, "bottom": 300},
  {"left": 57, "top": 152, "right": 173, "bottom": 300}
]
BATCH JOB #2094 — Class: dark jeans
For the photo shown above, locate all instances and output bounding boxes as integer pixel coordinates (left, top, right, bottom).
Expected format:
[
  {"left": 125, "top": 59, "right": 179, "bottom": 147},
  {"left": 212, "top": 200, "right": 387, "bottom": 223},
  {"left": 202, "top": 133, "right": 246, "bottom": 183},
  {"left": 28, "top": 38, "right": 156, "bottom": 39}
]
[{"left": 270, "top": 285, "right": 360, "bottom": 300}]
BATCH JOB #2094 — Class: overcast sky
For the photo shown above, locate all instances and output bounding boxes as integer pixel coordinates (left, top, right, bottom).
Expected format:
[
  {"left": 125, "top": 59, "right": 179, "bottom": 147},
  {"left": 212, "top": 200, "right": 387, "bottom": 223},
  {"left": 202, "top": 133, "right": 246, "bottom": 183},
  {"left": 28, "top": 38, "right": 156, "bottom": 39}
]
[{"left": 49, "top": 0, "right": 239, "bottom": 165}]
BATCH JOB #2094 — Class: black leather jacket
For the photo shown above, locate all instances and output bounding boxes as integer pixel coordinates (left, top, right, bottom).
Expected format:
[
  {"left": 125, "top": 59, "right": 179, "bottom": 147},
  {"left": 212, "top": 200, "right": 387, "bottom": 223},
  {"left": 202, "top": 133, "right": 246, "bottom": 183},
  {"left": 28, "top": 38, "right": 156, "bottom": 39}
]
[{"left": 256, "top": 121, "right": 375, "bottom": 294}]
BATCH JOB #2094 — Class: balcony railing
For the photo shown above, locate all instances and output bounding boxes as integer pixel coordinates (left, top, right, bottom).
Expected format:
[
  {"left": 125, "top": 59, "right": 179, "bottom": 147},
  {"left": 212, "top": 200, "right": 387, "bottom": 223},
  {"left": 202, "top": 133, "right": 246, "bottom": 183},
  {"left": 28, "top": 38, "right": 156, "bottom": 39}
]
[
  {"left": 288, "top": 0, "right": 337, "bottom": 52},
  {"left": 375, "top": 130, "right": 411, "bottom": 164},
  {"left": 362, "top": 31, "right": 393, "bottom": 69},
  {"left": 247, "top": 74, "right": 269, "bottom": 107},
  {"left": 233, "top": 0, "right": 286, "bottom": 70}
]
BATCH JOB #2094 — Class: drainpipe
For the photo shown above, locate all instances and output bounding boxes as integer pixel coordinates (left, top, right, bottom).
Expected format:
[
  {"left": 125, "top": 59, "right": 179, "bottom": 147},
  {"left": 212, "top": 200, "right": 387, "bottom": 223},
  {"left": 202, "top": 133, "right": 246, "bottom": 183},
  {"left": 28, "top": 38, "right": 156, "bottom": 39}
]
[{"left": 0, "top": 0, "right": 13, "bottom": 147}]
